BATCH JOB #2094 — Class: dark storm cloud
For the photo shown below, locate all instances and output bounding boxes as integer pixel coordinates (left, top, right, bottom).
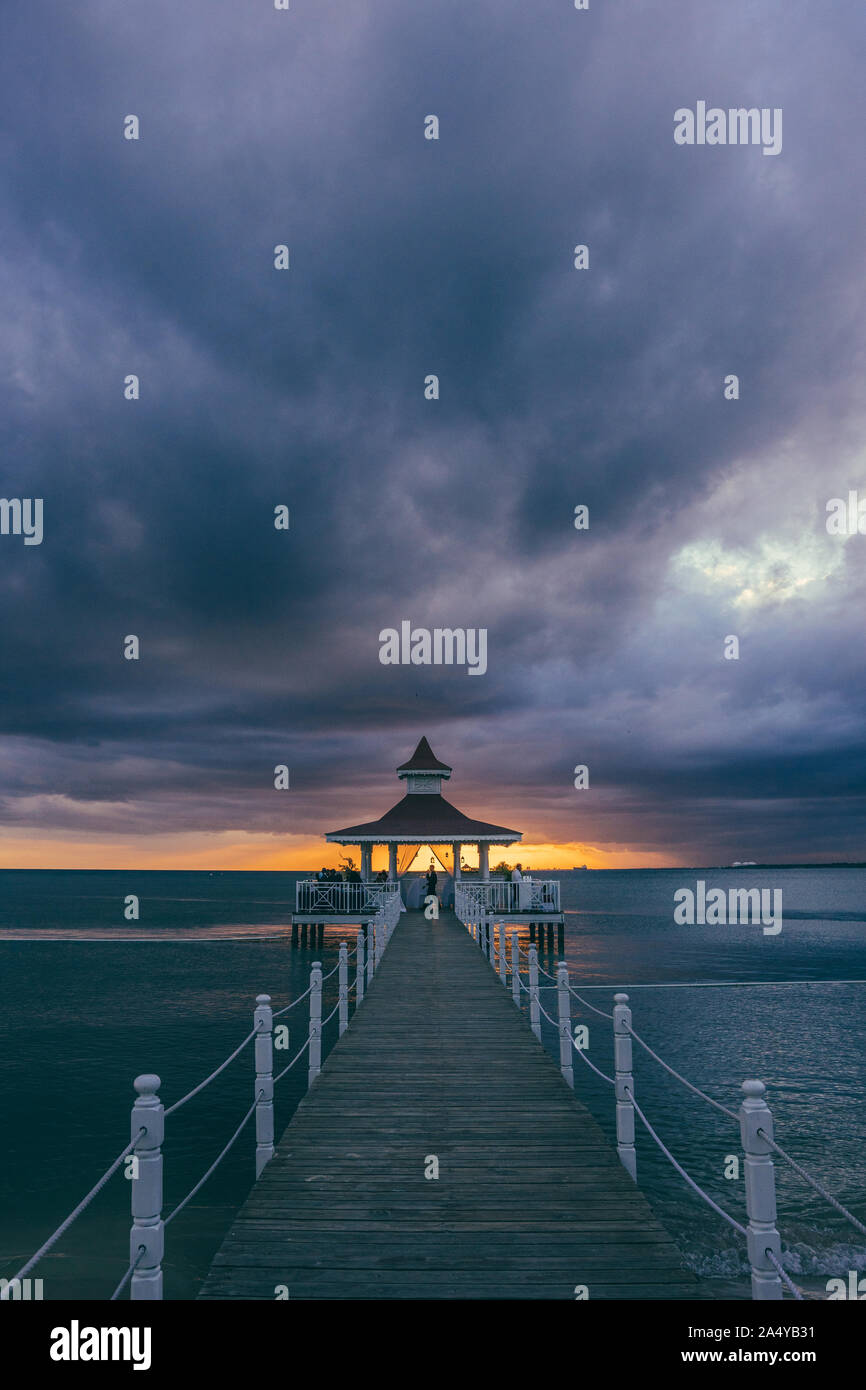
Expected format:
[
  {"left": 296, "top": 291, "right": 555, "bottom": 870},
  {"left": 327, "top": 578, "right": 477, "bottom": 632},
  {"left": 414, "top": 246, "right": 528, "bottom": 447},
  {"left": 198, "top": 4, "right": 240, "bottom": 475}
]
[{"left": 0, "top": 0, "right": 865, "bottom": 859}]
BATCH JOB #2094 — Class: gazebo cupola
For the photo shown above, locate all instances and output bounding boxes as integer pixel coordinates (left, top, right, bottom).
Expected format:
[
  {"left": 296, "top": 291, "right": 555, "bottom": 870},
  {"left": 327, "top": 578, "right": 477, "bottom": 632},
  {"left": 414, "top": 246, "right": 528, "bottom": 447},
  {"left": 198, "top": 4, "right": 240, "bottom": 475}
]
[{"left": 396, "top": 737, "right": 452, "bottom": 796}]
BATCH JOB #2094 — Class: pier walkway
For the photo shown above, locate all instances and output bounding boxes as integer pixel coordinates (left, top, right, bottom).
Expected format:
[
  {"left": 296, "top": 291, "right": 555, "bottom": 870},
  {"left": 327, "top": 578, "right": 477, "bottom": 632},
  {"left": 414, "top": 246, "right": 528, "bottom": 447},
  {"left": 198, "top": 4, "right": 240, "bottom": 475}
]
[{"left": 199, "top": 910, "right": 699, "bottom": 1300}]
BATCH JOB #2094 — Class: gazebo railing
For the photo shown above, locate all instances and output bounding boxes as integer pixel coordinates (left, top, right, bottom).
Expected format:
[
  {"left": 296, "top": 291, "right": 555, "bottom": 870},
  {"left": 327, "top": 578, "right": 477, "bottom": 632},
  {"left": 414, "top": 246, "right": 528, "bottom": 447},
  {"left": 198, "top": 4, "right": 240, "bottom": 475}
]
[
  {"left": 295, "top": 880, "right": 401, "bottom": 915},
  {"left": 455, "top": 878, "right": 560, "bottom": 915}
]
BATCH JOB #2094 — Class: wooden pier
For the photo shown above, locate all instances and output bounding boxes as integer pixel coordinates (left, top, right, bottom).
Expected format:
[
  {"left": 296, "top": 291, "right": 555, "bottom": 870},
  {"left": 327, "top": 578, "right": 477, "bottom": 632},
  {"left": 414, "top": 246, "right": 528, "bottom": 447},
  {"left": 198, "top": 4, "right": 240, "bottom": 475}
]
[{"left": 199, "top": 910, "right": 700, "bottom": 1300}]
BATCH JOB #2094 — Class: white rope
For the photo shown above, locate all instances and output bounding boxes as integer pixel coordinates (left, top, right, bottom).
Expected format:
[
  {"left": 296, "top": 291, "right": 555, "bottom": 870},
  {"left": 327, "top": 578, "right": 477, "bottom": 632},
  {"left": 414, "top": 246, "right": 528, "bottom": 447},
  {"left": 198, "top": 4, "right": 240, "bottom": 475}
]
[
  {"left": 625, "top": 1025, "right": 738, "bottom": 1123},
  {"left": 570, "top": 1034, "right": 615, "bottom": 1086},
  {"left": 273, "top": 1035, "right": 311, "bottom": 1084},
  {"left": 537, "top": 998, "right": 559, "bottom": 1026},
  {"left": 109, "top": 1244, "right": 147, "bottom": 1301},
  {"left": 273, "top": 984, "right": 313, "bottom": 1018},
  {"left": 567, "top": 985, "right": 614, "bottom": 1020},
  {"left": 764, "top": 1247, "right": 804, "bottom": 1300},
  {"left": 321, "top": 999, "right": 340, "bottom": 1026},
  {"left": 320, "top": 960, "right": 340, "bottom": 981},
  {"left": 626, "top": 1087, "right": 747, "bottom": 1237},
  {"left": 0, "top": 1131, "right": 143, "bottom": 1294},
  {"left": 758, "top": 1131, "right": 866, "bottom": 1237},
  {"left": 164, "top": 1027, "right": 258, "bottom": 1117},
  {"left": 164, "top": 1096, "right": 259, "bottom": 1225}
]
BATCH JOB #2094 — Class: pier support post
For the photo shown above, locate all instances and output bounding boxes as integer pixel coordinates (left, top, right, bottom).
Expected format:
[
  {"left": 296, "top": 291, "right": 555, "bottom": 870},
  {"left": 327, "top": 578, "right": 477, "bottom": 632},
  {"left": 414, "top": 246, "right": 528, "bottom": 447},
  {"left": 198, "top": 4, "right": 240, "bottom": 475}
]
[
  {"left": 291, "top": 923, "right": 298, "bottom": 946},
  {"left": 338, "top": 943, "right": 349, "bottom": 1036},
  {"left": 130, "top": 1074, "right": 164, "bottom": 1301},
  {"left": 613, "top": 993, "right": 637, "bottom": 1181},
  {"left": 556, "top": 963, "right": 574, "bottom": 1088},
  {"left": 254, "top": 995, "right": 274, "bottom": 1177},
  {"left": 528, "top": 946, "right": 541, "bottom": 1041},
  {"left": 740, "top": 1080, "right": 783, "bottom": 1300},
  {"left": 529, "top": 921, "right": 536, "bottom": 942},
  {"left": 511, "top": 930, "right": 520, "bottom": 1005},
  {"left": 308, "top": 962, "right": 322, "bottom": 1087},
  {"left": 356, "top": 930, "right": 365, "bottom": 1005},
  {"left": 498, "top": 921, "right": 507, "bottom": 985},
  {"left": 557, "top": 922, "right": 564, "bottom": 955}
]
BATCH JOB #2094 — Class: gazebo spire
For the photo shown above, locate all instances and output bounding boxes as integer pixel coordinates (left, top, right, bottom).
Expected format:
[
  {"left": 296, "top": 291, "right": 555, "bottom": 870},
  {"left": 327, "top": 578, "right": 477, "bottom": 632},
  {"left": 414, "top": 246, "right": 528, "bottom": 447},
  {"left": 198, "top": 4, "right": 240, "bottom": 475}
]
[{"left": 396, "top": 737, "right": 452, "bottom": 791}]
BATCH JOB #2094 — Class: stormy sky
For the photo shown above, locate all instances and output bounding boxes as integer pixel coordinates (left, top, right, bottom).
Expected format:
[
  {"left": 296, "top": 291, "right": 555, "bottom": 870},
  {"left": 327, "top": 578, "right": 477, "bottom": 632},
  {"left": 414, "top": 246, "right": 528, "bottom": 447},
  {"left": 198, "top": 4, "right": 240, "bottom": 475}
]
[{"left": 1, "top": 0, "right": 865, "bottom": 868}]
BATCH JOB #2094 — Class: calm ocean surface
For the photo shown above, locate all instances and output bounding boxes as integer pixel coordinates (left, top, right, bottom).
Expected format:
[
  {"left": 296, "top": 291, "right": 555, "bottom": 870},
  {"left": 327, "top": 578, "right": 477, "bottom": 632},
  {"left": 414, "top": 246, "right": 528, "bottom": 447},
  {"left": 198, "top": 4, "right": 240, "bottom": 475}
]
[{"left": 1, "top": 867, "right": 864, "bottom": 1300}]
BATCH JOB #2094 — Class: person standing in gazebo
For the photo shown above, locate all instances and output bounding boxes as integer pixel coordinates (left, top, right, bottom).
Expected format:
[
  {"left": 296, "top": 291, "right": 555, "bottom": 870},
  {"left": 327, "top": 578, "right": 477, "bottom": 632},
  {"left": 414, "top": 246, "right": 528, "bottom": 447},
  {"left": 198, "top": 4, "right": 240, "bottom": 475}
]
[
  {"left": 425, "top": 863, "right": 438, "bottom": 901},
  {"left": 511, "top": 861, "right": 523, "bottom": 910}
]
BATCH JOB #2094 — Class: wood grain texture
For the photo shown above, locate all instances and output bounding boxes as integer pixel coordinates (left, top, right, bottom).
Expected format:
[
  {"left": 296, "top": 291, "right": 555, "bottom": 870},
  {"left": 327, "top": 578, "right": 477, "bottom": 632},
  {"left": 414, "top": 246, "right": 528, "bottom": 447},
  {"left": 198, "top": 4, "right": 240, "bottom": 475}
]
[{"left": 198, "top": 910, "right": 703, "bottom": 1300}]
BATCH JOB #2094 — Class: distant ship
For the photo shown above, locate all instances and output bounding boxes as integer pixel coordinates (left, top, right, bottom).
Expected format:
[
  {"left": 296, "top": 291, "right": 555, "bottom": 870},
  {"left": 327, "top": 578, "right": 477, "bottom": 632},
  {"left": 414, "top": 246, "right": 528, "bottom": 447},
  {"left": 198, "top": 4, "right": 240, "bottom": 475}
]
[{"left": 573, "top": 864, "right": 589, "bottom": 871}]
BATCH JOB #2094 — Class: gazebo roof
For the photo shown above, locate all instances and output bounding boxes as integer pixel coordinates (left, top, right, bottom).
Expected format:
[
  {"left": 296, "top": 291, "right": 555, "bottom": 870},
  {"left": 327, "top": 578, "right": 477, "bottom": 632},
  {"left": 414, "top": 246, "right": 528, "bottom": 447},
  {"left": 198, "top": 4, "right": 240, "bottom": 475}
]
[
  {"left": 325, "top": 793, "right": 520, "bottom": 844},
  {"left": 325, "top": 737, "right": 522, "bottom": 844}
]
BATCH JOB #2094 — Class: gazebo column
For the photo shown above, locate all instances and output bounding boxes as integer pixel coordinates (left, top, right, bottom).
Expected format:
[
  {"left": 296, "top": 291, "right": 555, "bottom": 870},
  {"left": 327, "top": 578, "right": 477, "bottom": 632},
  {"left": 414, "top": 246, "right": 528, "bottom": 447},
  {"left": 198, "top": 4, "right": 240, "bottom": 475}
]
[
  {"left": 478, "top": 842, "right": 489, "bottom": 880},
  {"left": 452, "top": 842, "right": 462, "bottom": 880},
  {"left": 388, "top": 843, "right": 398, "bottom": 882},
  {"left": 361, "top": 844, "right": 372, "bottom": 880}
]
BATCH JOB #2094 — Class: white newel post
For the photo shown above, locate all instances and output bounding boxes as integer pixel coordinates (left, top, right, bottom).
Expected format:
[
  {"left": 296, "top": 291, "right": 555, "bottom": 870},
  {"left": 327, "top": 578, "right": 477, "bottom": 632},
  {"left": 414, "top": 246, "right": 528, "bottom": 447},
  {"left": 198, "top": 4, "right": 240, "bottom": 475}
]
[
  {"left": 361, "top": 844, "right": 371, "bottom": 880},
  {"left": 130, "top": 1074, "right": 163, "bottom": 1301},
  {"left": 487, "top": 916, "right": 495, "bottom": 968},
  {"left": 254, "top": 994, "right": 274, "bottom": 1178},
  {"left": 453, "top": 843, "right": 461, "bottom": 880},
  {"left": 479, "top": 842, "right": 489, "bottom": 879},
  {"left": 389, "top": 843, "right": 397, "bottom": 880},
  {"left": 556, "top": 963, "right": 574, "bottom": 1088},
  {"left": 740, "top": 1080, "right": 783, "bottom": 1300},
  {"left": 376, "top": 917, "right": 384, "bottom": 968},
  {"left": 366, "top": 924, "right": 375, "bottom": 986},
  {"left": 511, "top": 931, "right": 520, "bottom": 1005},
  {"left": 308, "top": 962, "right": 322, "bottom": 1087},
  {"left": 613, "top": 993, "right": 637, "bottom": 1181},
  {"left": 338, "top": 943, "right": 349, "bottom": 1036},
  {"left": 356, "top": 930, "right": 365, "bottom": 1005},
  {"left": 498, "top": 921, "right": 506, "bottom": 985},
  {"left": 528, "top": 945, "right": 541, "bottom": 1040}
]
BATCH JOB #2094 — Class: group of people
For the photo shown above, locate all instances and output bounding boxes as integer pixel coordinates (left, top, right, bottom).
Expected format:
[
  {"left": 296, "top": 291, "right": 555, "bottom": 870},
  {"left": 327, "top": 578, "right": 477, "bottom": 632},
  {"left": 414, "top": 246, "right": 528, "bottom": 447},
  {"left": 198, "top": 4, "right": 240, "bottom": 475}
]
[{"left": 316, "top": 866, "right": 390, "bottom": 884}]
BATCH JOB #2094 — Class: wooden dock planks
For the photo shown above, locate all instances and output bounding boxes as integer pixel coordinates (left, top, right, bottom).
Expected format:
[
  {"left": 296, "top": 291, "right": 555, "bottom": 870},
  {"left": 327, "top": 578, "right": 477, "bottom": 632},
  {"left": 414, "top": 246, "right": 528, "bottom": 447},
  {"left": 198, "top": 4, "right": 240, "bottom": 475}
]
[{"left": 199, "top": 910, "right": 701, "bottom": 1300}]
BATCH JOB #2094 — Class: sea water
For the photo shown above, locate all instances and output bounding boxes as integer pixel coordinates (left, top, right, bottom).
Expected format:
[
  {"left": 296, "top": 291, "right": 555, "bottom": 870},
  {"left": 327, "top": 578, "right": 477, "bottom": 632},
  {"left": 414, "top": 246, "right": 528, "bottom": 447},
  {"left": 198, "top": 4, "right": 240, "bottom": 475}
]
[{"left": 0, "top": 867, "right": 863, "bottom": 1299}]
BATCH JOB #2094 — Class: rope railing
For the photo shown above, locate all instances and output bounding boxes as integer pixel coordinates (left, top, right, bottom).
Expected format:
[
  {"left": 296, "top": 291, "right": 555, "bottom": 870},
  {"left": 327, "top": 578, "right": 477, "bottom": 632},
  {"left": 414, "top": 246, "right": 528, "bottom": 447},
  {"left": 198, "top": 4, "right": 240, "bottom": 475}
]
[
  {"left": 164, "top": 1027, "right": 259, "bottom": 1117},
  {"left": 453, "top": 910, "right": 841, "bottom": 1302},
  {"left": 625, "top": 1085, "right": 747, "bottom": 1238},
  {"left": 568, "top": 984, "right": 614, "bottom": 1020},
  {"left": 765, "top": 1247, "right": 805, "bottom": 1301},
  {"left": 0, "top": 1132, "right": 143, "bottom": 1298},
  {"left": 273, "top": 1034, "right": 312, "bottom": 1084},
  {"left": 164, "top": 1096, "right": 260, "bottom": 1226},
  {"left": 110, "top": 1244, "right": 147, "bottom": 1302},
  {"left": 624, "top": 1023, "right": 738, "bottom": 1123},
  {"left": 758, "top": 1131, "right": 866, "bottom": 1237},
  {"left": 272, "top": 984, "right": 313, "bottom": 1018},
  {"left": 3, "top": 914, "right": 401, "bottom": 1303},
  {"left": 570, "top": 1031, "right": 615, "bottom": 1086}
]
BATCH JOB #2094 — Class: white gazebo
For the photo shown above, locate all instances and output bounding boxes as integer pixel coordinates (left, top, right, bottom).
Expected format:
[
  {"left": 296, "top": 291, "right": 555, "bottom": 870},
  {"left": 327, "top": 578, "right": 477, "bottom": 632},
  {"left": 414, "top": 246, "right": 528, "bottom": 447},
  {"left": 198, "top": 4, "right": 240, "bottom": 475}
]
[
  {"left": 293, "top": 738, "right": 562, "bottom": 932},
  {"left": 325, "top": 737, "right": 521, "bottom": 885}
]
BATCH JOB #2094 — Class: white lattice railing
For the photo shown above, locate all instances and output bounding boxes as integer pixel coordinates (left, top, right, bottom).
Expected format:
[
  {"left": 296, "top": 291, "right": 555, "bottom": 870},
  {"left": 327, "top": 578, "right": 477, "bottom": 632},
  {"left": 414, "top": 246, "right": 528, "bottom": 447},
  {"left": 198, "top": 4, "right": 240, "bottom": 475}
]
[
  {"left": 454, "top": 878, "right": 560, "bottom": 918},
  {"left": 295, "top": 880, "right": 401, "bottom": 915}
]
